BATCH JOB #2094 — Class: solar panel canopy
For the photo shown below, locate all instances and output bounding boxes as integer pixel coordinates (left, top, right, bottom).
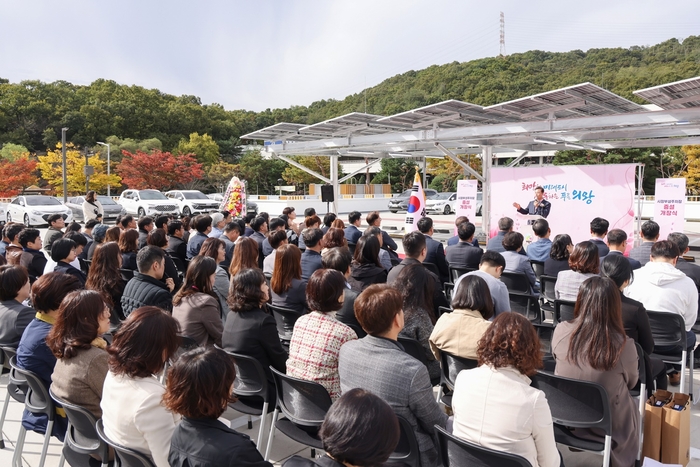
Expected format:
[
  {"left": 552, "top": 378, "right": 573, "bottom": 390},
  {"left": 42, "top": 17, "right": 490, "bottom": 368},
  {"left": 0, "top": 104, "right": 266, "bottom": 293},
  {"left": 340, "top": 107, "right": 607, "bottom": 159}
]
[
  {"left": 241, "top": 123, "right": 319, "bottom": 142},
  {"left": 634, "top": 76, "right": 700, "bottom": 109},
  {"left": 299, "top": 112, "right": 403, "bottom": 136},
  {"left": 377, "top": 99, "right": 518, "bottom": 129}
]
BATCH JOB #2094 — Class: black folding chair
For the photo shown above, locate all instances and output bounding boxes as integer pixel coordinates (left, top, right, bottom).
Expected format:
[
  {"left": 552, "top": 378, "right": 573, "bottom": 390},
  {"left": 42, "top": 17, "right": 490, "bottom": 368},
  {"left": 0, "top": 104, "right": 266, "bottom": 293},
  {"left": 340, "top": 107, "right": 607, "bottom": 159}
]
[
  {"left": 629, "top": 342, "right": 646, "bottom": 465},
  {"left": 49, "top": 388, "right": 110, "bottom": 467},
  {"left": 423, "top": 262, "right": 440, "bottom": 277},
  {"left": 437, "top": 306, "right": 453, "bottom": 318},
  {"left": 221, "top": 350, "right": 274, "bottom": 453},
  {"left": 449, "top": 266, "right": 475, "bottom": 283},
  {"left": 554, "top": 299, "right": 576, "bottom": 323},
  {"left": 529, "top": 260, "right": 545, "bottom": 282},
  {"left": 436, "top": 350, "right": 478, "bottom": 407},
  {"left": 531, "top": 371, "right": 612, "bottom": 467},
  {"left": 500, "top": 272, "right": 540, "bottom": 322},
  {"left": 0, "top": 346, "right": 25, "bottom": 450},
  {"left": 538, "top": 274, "right": 557, "bottom": 320},
  {"left": 170, "top": 256, "right": 187, "bottom": 275},
  {"left": 119, "top": 268, "right": 134, "bottom": 281},
  {"left": 436, "top": 425, "right": 532, "bottom": 467},
  {"left": 397, "top": 337, "right": 439, "bottom": 386},
  {"left": 443, "top": 282, "right": 454, "bottom": 303},
  {"left": 647, "top": 311, "right": 693, "bottom": 402},
  {"left": 268, "top": 304, "right": 303, "bottom": 346},
  {"left": 96, "top": 419, "right": 155, "bottom": 467},
  {"left": 385, "top": 415, "right": 421, "bottom": 467},
  {"left": 265, "top": 367, "right": 333, "bottom": 462}
]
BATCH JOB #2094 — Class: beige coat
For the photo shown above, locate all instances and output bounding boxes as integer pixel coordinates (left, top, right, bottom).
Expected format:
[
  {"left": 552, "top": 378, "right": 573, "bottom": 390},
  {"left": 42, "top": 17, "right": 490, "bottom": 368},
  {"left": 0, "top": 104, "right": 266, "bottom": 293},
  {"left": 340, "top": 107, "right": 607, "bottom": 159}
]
[
  {"left": 172, "top": 293, "right": 223, "bottom": 347},
  {"left": 552, "top": 320, "right": 639, "bottom": 467},
  {"left": 429, "top": 308, "right": 492, "bottom": 360},
  {"left": 50, "top": 345, "right": 108, "bottom": 418}
]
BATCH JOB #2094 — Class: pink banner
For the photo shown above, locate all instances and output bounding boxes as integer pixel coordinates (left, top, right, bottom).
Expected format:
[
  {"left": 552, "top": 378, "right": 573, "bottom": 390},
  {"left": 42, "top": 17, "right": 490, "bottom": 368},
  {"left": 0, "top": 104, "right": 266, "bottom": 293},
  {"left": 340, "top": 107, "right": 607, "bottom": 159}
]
[
  {"left": 489, "top": 164, "right": 637, "bottom": 245},
  {"left": 654, "top": 178, "right": 686, "bottom": 240}
]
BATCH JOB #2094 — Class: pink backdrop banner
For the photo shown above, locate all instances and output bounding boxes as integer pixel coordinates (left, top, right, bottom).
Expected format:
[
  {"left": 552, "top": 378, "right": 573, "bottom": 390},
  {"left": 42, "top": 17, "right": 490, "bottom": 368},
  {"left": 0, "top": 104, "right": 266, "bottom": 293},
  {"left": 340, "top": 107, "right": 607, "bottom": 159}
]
[
  {"left": 489, "top": 164, "right": 638, "bottom": 244},
  {"left": 654, "top": 178, "right": 686, "bottom": 240}
]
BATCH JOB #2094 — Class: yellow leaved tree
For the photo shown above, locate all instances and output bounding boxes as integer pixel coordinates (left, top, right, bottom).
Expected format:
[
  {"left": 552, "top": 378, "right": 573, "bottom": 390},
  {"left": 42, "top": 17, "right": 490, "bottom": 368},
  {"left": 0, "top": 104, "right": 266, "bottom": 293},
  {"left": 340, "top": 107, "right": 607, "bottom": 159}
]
[
  {"left": 683, "top": 145, "right": 700, "bottom": 195},
  {"left": 37, "top": 143, "right": 122, "bottom": 196}
]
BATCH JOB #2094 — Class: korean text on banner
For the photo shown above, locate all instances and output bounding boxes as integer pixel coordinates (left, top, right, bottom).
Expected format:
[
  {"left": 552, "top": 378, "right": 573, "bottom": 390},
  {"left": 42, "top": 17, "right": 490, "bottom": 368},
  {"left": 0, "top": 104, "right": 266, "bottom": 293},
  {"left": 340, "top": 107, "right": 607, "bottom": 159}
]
[
  {"left": 405, "top": 172, "right": 426, "bottom": 233},
  {"left": 654, "top": 178, "right": 686, "bottom": 240},
  {"left": 455, "top": 180, "right": 479, "bottom": 235}
]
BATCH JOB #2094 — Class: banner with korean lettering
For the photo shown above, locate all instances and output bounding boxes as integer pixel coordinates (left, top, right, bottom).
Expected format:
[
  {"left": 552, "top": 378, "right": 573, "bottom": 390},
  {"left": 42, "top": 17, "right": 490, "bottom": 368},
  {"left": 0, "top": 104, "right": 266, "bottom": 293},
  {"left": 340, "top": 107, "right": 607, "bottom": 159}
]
[
  {"left": 654, "top": 178, "right": 686, "bottom": 240},
  {"left": 455, "top": 179, "right": 479, "bottom": 235},
  {"left": 489, "top": 164, "right": 638, "bottom": 244}
]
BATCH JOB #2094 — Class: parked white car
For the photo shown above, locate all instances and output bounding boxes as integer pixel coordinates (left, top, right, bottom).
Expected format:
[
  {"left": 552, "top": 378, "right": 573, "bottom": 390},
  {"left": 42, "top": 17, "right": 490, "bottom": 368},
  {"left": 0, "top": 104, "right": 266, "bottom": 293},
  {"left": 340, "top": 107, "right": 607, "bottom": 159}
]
[
  {"left": 426, "top": 192, "right": 457, "bottom": 215},
  {"left": 117, "top": 189, "right": 179, "bottom": 217},
  {"left": 6, "top": 195, "right": 73, "bottom": 227},
  {"left": 165, "top": 190, "right": 220, "bottom": 216}
]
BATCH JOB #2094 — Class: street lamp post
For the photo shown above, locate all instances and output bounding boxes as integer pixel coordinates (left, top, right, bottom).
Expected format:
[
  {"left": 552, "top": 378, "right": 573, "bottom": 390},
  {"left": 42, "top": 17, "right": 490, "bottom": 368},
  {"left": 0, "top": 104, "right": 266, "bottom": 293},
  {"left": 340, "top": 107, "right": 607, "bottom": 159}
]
[
  {"left": 61, "top": 128, "right": 68, "bottom": 203},
  {"left": 96, "top": 142, "right": 111, "bottom": 196}
]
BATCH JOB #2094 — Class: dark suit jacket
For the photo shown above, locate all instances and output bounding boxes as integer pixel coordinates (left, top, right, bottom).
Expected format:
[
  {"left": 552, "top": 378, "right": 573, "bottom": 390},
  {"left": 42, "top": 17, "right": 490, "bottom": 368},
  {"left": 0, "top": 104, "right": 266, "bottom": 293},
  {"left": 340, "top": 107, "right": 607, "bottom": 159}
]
[
  {"left": 137, "top": 229, "right": 149, "bottom": 250},
  {"left": 271, "top": 278, "right": 308, "bottom": 336},
  {"left": 543, "top": 257, "right": 570, "bottom": 277},
  {"left": 348, "top": 263, "right": 387, "bottom": 292},
  {"left": 54, "top": 261, "right": 87, "bottom": 287},
  {"left": 169, "top": 417, "right": 272, "bottom": 467},
  {"left": 445, "top": 242, "right": 483, "bottom": 271},
  {"left": 250, "top": 232, "right": 266, "bottom": 268},
  {"left": 166, "top": 236, "right": 188, "bottom": 264},
  {"left": 301, "top": 249, "right": 323, "bottom": 281},
  {"left": 447, "top": 235, "right": 479, "bottom": 248},
  {"left": 222, "top": 306, "right": 288, "bottom": 384},
  {"left": 600, "top": 250, "right": 642, "bottom": 270},
  {"left": 590, "top": 238, "right": 610, "bottom": 257},
  {"left": 387, "top": 258, "right": 449, "bottom": 316},
  {"left": 620, "top": 293, "right": 654, "bottom": 355},
  {"left": 516, "top": 199, "right": 551, "bottom": 218},
  {"left": 486, "top": 231, "right": 526, "bottom": 256},
  {"left": 335, "top": 288, "right": 364, "bottom": 338},
  {"left": 344, "top": 225, "right": 362, "bottom": 244},
  {"left": 0, "top": 299, "right": 35, "bottom": 347},
  {"left": 424, "top": 235, "right": 449, "bottom": 283},
  {"left": 20, "top": 249, "right": 47, "bottom": 283}
]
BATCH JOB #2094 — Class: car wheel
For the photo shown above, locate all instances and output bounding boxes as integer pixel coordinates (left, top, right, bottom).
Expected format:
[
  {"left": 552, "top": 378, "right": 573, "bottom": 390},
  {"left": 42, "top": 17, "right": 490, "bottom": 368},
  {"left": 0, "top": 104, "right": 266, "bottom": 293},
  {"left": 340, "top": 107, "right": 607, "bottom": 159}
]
[
  {"left": 182, "top": 206, "right": 191, "bottom": 217},
  {"left": 390, "top": 210, "right": 397, "bottom": 214},
  {"left": 138, "top": 207, "right": 146, "bottom": 218},
  {"left": 23, "top": 214, "right": 30, "bottom": 227},
  {"left": 443, "top": 205, "right": 451, "bottom": 215}
]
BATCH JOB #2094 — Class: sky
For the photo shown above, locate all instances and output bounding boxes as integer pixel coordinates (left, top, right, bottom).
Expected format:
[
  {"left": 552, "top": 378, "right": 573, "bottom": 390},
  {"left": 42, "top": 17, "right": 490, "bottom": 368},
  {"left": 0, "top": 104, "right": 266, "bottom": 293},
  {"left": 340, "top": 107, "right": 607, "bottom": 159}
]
[{"left": 1, "top": 0, "right": 699, "bottom": 112}]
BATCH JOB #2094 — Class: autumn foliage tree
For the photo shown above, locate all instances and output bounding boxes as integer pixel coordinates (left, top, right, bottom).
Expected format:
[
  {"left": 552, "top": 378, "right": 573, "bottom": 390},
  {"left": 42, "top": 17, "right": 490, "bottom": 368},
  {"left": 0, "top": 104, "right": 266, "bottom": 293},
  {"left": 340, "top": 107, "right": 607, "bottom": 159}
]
[
  {"left": 37, "top": 143, "right": 121, "bottom": 196},
  {"left": 117, "top": 150, "right": 204, "bottom": 191},
  {"left": 0, "top": 156, "right": 39, "bottom": 197}
]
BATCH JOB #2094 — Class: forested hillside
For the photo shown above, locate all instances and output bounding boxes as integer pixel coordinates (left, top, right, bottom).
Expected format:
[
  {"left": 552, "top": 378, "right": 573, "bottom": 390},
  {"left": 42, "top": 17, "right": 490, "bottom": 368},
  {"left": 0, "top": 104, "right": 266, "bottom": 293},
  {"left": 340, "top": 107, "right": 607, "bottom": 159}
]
[{"left": 2, "top": 36, "right": 700, "bottom": 153}]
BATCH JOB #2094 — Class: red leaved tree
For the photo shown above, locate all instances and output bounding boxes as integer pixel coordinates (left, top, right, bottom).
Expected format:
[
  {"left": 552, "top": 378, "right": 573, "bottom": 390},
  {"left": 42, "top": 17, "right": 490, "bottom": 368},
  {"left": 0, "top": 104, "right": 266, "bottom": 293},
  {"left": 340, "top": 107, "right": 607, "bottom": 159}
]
[
  {"left": 116, "top": 150, "right": 204, "bottom": 191},
  {"left": 0, "top": 157, "right": 39, "bottom": 197}
]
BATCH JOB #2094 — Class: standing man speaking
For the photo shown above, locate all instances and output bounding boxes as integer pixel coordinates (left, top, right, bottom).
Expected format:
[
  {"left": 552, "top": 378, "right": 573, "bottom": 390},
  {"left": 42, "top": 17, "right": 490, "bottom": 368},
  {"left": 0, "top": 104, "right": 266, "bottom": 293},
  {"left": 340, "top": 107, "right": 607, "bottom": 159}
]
[{"left": 513, "top": 186, "right": 551, "bottom": 219}]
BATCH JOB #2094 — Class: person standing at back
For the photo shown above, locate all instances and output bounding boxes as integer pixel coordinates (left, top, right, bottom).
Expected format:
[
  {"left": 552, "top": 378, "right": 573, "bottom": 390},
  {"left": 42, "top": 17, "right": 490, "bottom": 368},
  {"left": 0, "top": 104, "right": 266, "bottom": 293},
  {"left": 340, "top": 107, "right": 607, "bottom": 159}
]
[{"left": 82, "top": 191, "right": 103, "bottom": 223}]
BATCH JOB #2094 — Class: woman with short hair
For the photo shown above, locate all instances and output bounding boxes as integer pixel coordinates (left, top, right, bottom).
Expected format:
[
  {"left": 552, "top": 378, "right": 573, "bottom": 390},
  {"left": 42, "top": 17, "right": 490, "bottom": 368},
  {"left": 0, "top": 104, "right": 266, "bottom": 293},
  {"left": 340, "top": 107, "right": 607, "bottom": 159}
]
[
  {"left": 552, "top": 276, "right": 639, "bottom": 467},
  {"left": 452, "top": 312, "right": 560, "bottom": 467},
  {"left": 544, "top": 234, "right": 573, "bottom": 277},
  {"left": 554, "top": 240, "right": 599, "bottom": 301},
  {"left": 321, "top": 227, "right": 347, "bottom": 252},
  {"left": 86, "top": 242, "right": 127, "bottom": 324},
  {"left": 165, "top": 347, "right": 272, "bottom": 467},
  {"left": 286, "top": 269, "right": 356, "bottom": 400},
  {"left": 0, "top": 265, "right": 34, "bottom": 347},
  {"left": 284, "top": 388, "right": 400, "bottom": 467},
  {"left": 101, "top": 306, "right": 181, "bottom": 467},
  {"left": 47, "top": 290, "right": 110, "bottom": 418},
  {"left": 199, "top": 237, "right": 231, "bottom": 319},
  {"left": 52, "top": 238, "right": 87, "bottom": 286},
  {"left": 119, "top": 229, "right": 140, "bottom": 270},
  {"left": 348, "top": 235, "right": 387, "bottom": 292},
  {"left": 172, "top": 256, "right": 223, "bottom": 347}
]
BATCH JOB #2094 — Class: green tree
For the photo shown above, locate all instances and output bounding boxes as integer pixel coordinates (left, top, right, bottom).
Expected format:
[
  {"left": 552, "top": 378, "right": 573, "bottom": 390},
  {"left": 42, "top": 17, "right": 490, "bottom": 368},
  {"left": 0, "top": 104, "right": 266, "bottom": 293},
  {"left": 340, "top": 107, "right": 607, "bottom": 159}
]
[
  {"left": 42, "top": 128, "right": 58, "bottom": 150},
  {"left": 0, "top": 143, "right": 29, "bottom": 162},
  {"left": 282, "top": 156, "right": 342, "bottom": 192},
  {"left": 371, "top": 158, "right": 418, "bottom": 193},
  {"left": 237, "top": 150, "right": 287, "bottom": 195},
  {"left": 176, "top": 132, "right": 220, "bottom": 165},
  {"left": 205, "top": 161, "right": 238, "bottom": 193}
]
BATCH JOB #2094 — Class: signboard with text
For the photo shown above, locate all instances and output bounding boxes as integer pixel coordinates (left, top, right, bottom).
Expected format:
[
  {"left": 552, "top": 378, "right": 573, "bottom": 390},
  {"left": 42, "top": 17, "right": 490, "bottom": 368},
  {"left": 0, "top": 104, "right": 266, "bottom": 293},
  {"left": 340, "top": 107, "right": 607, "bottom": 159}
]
[
  {"left": 455, "top": 179, "right": 479, "bottom": 234},
  {"left": 654, "top": 178, "right": 686, "bottom": 240}
]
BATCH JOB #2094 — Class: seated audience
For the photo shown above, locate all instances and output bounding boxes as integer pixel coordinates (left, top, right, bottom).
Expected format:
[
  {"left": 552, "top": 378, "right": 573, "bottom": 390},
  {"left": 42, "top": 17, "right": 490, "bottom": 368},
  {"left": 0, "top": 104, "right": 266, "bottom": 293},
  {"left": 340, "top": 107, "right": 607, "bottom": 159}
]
[
  {"left": 555, "top": 241, "right": 599, "bottom": 301},
  {"left": 330, "top": 218, "right": 345, "bottom": 230},
  {"left": 17, "top": 273, "right": 82, "bottom": 440},
  {"left": 363, "top": 227, "right": 392, "bottom": 271},
  {"left": 105, "top": 225, "right": 121, "bottom": 243},
  {"left": 393, "top": 264, "right": 440, "bottom": 382},
  {"left": 119, "top": 215, "right": 136, "bottom": 231},
  {"left": 287, "top": 269, "right": 357, "bottom": 401},
  {"left": 338, "top": 284, "right": 448, "bottom": 467},
  {"left": 348, "top": 235, "right": 387, "bottom": 292},
  {"left": 165, "top": 347, "right": 272, "bottom": 467},
  {"left": 180, "top": 216, "right": 192, "bottom": 243},
  {"left": 86, "top": 242, "right": 127, "bottom": 325},
  {"left": 223, "top": 269, "right": 287, "bottom": 401},
  {"left": 344, "top": 211, "right": 363, "bottom": 244},
  {"left": 249, "top": 217, "right": 268, "bottom": 267},
  {"left": 44, "top": 231, "right": 87, "bottom": 274},
  {"left": 119, "top": 229, "right": 140, "bottom": 271},
  {"left": 86, "top": 224, "right": 109, "bottom": 261},
  {"left": 454, "top": 251, "right": 510, "bottom": 316},
  {"left": 526, "top": 218, "right": 552, "bottom": 262},
  {"left": 271, "top": 244, "right": 308, "bottom": 338},
  {"left": 228, "top": 237, "right": 259, "bottom": 277},
  {"left": 366, "top": 210, "right": 398, "bottom": 252},
  {"left": 4, "top": 223, "right": 25, "bottom": 265},
  {"left": 447, "top": 216, "right": 479, "bottom": 249},
  {"left": 589, "top": 217, "right": 610, "bottom": 257},
  {"left": 322, "top": 247, "right": 363, "bottom": 337},
  {"left": 283, "top": 388, "right": 400, "bottom": 467},
  {"left": 452, "top": 312, "right": 559, "bottom": 467},
  {"left": 199, "top": 237, "right": 231, "bottom": 319},
  {"left": 445, "top": 221, "right": 483, "bottom": 270},
  {"left": 430, "top": 275, "right": 494, "bottom": 360},
  {"left": 603, "top": 229, "right": 641, "bottom": 270},
  {"left": 321, "top": 227, "right": 347, "bottom": 253},
  {"left": 300, "top": 228, "right": 324, "bottom": 280},
  {"left": 43, "top": 214, "right": 65, "bottom": 255},
  {"left": 629, "top": 220, "right": 659, "bottom": 266},
  {"left": 137, "top": 216, "right": 155, "bottom": 250},
  {"left": 417, "top": 217, "right": 449, "bottom": 283},
  {"left": 487, "top": 217, "right": 516, "bottom": 254},
  {"left": 601, "top": 254, "right": 667, "bottom": 390},
  {"left": 543, "top": 234, "right": 572, "bottom": 277},
  {"left": 47, "top": 290, "right": 110, "bottom": 418},
  {"left": 501, "top": 232, "right": 538, "bottom": 293},
  {"left": 321, "top": 212, "right": 336, "bottom": 234},
  {"left": 166, "top": 220, "right": 188, "bottom": 265},
  {"left": 0, "top": 265, "right": 34, "bottom": 347},
  {"left": 298, "top": 215, "right": 321, "bottom": 251},
  {"left": 220, "top": 221, "right": 242, "bottom": 269},
  {"left": 148, "top": 229, "right": 182, "bottom": 291},
  {"left": 263, "top": 230, "right": 287, "bottom": 275},
  {"left": 667, "top": 231, "right": 700, "bottom": 297},
  {"left": 172, "top": 256, "right": 223, "bottom": 347},
  {"left": 262, "top": 218, "right": 286, "bottom": 258},
  {"left": 51, "top": 238, "right": 87, "bottom": 286},
  {"left": 552, "top": 276, "right": 638, "bottom": 467},
  {"left": 208, "top": 212, "right": 225, "bottom": 239},
  {"left": 121, "top": 246, "right": 174, "bottom": 317},
  {"left": 19, "top": 228, "right": 46, "bottom": 283},
  {"left": 102, "top": 307, "right": 181, "bottom": 467},
  {"left": 187, "top": 215, "right": 212, "bottom": 259}
]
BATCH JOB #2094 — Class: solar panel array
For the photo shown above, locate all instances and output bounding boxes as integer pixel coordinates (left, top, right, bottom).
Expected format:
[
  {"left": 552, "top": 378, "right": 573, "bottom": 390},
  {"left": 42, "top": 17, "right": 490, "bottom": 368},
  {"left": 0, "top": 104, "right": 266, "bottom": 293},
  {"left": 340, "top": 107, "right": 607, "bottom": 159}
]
[{"left": 634, "top": 76, "right": 700, "bottom": 109}]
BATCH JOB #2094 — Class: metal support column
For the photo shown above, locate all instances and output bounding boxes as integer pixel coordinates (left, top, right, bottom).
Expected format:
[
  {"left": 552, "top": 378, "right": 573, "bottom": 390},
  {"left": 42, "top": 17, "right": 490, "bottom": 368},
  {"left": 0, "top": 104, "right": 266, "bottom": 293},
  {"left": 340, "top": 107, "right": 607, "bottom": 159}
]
[
  {"left": 61, "top": 128, "right": 68, "bottom": 203},
  {"left": 330, "top": 154, "right": 339, "bottom": 214},
  {"left": 635, "top": 163, "right": 645, "bottom": 247},
  {"left": 482, "top": 146, "right": 493, "bottom": 238},
  {"left": 422, "top": 156, "right": 427, "bottom": 188}
]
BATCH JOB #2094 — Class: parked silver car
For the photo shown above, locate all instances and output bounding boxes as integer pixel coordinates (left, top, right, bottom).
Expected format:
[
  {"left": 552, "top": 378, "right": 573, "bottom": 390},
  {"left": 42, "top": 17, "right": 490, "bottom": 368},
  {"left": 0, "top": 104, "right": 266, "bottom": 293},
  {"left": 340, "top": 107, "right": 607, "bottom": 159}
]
[
  {"left": 65, "top": 195, "right": 126, "bottom": 222},
  {"left": 387, "top": 189, "right": 438, "bottom": 213}
]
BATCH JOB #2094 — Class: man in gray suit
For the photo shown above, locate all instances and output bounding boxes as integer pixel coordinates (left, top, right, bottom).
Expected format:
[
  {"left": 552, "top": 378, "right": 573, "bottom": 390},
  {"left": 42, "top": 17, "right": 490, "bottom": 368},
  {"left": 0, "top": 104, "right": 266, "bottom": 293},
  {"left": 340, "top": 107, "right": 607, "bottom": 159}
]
[
  {"left": 338, "top": 284, "right": 449, "bottom": 467},
  {"left": 629, "top": 220, "right": 659, "bottom": 267}
]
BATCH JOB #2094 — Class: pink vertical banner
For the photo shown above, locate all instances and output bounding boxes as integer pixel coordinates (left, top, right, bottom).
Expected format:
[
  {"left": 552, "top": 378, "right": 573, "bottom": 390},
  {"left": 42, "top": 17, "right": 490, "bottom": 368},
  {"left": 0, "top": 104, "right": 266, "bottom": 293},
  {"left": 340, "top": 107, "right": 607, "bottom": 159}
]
[
  {"left": 455, "top": 179, "right": 478, "bottom": 234},
  {"left": 489, "top": 164, "right": 637, "bottom": 244},
  {"left": 654, "top": 178, "right": 686, "bottom": 240}
]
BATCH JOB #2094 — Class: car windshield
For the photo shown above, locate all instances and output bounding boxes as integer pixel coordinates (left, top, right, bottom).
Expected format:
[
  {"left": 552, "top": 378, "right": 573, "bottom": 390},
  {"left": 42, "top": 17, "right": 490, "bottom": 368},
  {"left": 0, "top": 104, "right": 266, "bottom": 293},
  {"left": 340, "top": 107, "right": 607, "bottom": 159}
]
[
  {"left": 139, "top": 190, "right": 167, "bottom": 200},
  {"left": 97, "top": 196, "right": 116, "bottom": 205},
  {"left": 396, "top": 189, "right": 412, "bottom": 198},
  {"left": 25, "top": 196, "right": 62, "bottom": 206},
  {"left": 433, "top": 193, "right": 453, "bottom": 200},
  {"left": 182, "top": 191, "right": 209, "bottom": 200}
]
